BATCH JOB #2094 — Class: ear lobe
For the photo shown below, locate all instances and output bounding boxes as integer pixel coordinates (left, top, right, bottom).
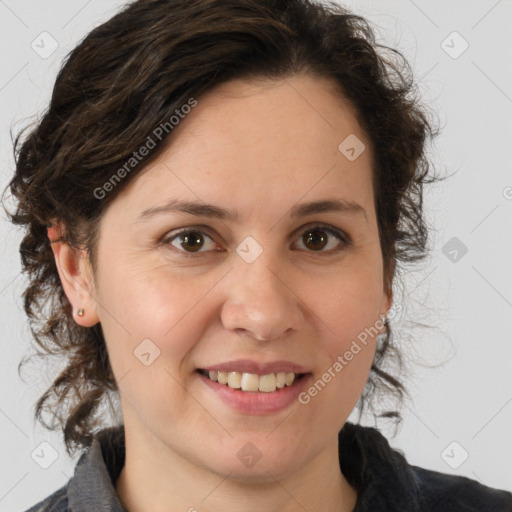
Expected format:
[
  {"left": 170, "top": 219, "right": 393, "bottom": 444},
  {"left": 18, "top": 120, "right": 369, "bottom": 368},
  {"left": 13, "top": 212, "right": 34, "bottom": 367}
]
[
  {"left": 47, "top": 223, "right": 100, "bottom": 327},
  {"left": 383, "top": 258, "right": 395, "bottom": 309},
  {"left": 385, "top": 282, "right": 393, "bottom": 310},
  {"left": 380, "top": 279, "right": 393, "bottom": 328}
]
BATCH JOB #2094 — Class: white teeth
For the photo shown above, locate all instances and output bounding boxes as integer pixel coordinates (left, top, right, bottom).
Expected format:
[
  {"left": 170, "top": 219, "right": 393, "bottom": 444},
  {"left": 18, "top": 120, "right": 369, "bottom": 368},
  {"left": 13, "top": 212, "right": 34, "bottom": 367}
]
[
  {"left": 276, "top": 372, "right": 286, "bottom": 388},
  {"left": 259, "top": 373, "right": 277, "bottom": 392},
  {"left": 240, "top": 372, "right": 259, "bottom": 392},
  {"left": 227, "top": 371, "right": 241, "bottom": 389},
  {"left": 203, "top": 370, "right": 299, "bottom": 392}
]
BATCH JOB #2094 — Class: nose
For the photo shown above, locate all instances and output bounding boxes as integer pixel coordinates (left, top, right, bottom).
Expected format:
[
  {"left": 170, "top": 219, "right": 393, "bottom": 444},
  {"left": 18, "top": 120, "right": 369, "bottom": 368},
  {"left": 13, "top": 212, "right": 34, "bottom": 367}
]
[{"left": 220, "top": 255, "right": 305, "bottom": 342}]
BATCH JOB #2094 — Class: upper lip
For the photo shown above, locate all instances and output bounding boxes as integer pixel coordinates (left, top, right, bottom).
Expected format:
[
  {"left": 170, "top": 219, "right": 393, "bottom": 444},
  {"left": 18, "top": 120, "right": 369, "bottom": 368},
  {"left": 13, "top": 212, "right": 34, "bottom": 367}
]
[{"left": 199, "top": 359, "right": 310, "bottom": 375}]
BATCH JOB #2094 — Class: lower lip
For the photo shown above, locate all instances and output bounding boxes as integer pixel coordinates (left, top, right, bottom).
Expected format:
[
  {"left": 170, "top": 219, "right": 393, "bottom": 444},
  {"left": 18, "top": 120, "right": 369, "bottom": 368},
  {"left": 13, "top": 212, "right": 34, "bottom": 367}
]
[{"left": 196, "top": 371, "right": 312, "bottom": 415}]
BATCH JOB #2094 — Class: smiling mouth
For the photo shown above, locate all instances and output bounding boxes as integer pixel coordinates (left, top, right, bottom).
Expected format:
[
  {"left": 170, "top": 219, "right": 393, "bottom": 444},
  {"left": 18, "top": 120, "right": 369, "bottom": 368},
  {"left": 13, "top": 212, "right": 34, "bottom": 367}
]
[{"left": 196, "top": 369, "right": 308, "bottom": 393}]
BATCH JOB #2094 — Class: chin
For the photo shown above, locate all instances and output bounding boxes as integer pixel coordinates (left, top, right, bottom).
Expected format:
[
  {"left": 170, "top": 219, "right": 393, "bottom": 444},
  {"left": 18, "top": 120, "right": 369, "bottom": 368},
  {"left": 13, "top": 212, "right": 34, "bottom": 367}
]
[
  {"left": 198, "top": 443, "right": 303, "bottom": 484},
  {"left": 210, "top": 459, "right": 299, "bottom": 484}
]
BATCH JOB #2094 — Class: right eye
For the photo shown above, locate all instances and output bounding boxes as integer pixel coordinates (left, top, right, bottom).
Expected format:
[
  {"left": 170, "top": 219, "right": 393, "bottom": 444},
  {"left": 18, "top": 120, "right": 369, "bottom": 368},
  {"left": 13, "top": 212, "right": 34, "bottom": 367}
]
[{"left": 162, "top": 228, "right": 223, "bottom": 256}]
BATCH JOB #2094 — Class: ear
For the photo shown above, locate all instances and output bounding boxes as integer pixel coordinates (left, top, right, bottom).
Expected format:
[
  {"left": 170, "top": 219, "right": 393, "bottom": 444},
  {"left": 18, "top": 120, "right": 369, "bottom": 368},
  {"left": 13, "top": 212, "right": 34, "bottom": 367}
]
[
  {"left": 382, "top": 258, "right": 395, "bottom": 317},
  {"left": 383, "top": 290, "right": 393, "bottom": 318},
  {"left": 47, "top": 222, "right": 100, "bottom": 327}
]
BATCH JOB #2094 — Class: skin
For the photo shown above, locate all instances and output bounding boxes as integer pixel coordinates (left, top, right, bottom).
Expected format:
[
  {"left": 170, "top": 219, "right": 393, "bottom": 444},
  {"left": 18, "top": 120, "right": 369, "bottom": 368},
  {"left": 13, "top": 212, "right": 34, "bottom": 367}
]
[{"left": 49, "top": 73, "right": 391, "bottom": 512}]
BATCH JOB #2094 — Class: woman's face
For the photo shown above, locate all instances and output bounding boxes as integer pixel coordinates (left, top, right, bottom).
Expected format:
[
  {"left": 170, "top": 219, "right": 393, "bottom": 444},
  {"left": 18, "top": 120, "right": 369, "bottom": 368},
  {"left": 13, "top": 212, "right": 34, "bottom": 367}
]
[{"left": 85, "top": 73, "right": 391, "bottom": 481}]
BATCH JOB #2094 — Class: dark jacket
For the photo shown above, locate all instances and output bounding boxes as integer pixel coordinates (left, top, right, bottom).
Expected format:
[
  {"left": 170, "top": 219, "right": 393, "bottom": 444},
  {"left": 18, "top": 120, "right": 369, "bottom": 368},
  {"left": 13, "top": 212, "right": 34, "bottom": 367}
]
[{"left": 23, "top": 422, "right": 512, "bottom": 511}]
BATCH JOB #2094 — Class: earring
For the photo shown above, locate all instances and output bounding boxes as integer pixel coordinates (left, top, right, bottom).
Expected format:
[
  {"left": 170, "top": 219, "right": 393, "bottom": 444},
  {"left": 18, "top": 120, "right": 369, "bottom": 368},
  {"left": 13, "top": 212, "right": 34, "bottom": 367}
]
[
  {"left": 77, "top": 308, "right": 85, "bottom": 317},
  {"left": 377, "top": 313, "right": 390, "bottom": 345}
]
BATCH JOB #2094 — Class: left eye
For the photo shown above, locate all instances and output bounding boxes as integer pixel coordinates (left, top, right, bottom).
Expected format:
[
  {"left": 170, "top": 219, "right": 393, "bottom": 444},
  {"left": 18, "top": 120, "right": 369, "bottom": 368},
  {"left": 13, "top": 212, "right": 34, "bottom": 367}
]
[{"left": 293, "top": 226, "right": 347, "bottom": 252}]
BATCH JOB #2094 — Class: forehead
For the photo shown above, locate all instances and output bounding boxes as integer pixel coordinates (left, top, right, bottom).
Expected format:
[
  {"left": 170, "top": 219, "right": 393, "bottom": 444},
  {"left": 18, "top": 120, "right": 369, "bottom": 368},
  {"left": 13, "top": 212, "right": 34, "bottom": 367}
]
[
  {"left": 172, "top": 73, "right": 366, "bottom": 155},
  {"left": 108, "top": 73, "right": 375, "bottom": 220}
]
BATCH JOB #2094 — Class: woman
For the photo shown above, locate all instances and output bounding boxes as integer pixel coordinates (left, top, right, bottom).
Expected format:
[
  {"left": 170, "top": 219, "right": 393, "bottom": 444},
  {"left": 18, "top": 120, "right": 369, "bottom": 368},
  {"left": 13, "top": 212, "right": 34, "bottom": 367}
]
[{"left": 4, "top": 0, "right": 511, "bottom": 510}]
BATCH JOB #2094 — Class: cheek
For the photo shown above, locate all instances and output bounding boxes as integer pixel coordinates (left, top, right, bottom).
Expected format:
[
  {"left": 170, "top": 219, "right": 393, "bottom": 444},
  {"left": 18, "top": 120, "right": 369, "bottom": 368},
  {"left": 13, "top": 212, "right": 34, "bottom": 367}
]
[
  {"left": 298, "top": 260, "right": 383, "bottom": 414},
  {"left": 307, "top": 258, "right": 384, "bottom": 342},
  {"left": 95, "top": 265, "right": 220, "bottom": 426},
  {"left": 98, "top": 252, "right": 216, "bottom": 329},
  {"left": 94, "top": 259, "right": 221, "bottom": 382},
  {"left": 299, "top": 286, "right": 378, "bottom": 430}
]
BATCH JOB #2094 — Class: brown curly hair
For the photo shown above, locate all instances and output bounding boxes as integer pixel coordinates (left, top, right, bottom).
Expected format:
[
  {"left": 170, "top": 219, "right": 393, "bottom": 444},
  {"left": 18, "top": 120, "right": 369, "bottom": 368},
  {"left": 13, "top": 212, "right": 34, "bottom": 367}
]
[{"left": 2, "top": 0, "right": 438, "bottom": 457}]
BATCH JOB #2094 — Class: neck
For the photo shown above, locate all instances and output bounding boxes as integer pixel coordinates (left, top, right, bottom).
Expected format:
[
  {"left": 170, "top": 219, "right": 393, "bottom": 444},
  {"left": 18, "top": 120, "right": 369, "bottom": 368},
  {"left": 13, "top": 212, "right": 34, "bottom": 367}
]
[{"left": 115, "top": 419, "right": 357, "bottom": 512}]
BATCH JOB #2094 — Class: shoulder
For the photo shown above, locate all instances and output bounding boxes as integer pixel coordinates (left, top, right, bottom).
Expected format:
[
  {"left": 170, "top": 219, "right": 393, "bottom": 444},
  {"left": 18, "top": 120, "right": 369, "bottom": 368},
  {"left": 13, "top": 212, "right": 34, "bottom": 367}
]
[
  {"left": 22, "top": 426, "right": 127, "bottom": 512},
  {"left": 22, "top": 485, "right": 69, "bottom": 512},
  {"left": 339, "top": 423, "right": 512, "bottom": 512},
  {"left": 411, "top": 465, "right": 512, "bottom": 512}
]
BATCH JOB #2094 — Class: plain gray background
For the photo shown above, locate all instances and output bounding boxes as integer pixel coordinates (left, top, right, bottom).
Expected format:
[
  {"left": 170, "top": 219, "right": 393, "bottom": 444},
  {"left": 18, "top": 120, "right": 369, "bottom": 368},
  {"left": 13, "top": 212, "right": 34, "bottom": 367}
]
[{"left": 1, "top": 1, "right": 511, "bottom": 510}]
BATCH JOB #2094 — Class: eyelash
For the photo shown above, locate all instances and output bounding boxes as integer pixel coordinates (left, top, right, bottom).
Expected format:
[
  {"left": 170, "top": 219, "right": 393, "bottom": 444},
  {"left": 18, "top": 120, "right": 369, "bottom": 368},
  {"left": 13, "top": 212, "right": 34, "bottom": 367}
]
[{"left": 161, "top": 224, "right": 351, "bottom": 258}]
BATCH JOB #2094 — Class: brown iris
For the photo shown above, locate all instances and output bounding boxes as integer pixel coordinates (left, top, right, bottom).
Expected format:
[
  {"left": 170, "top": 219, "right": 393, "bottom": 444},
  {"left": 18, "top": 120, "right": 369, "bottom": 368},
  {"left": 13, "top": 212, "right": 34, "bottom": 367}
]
[
  {"left": 303, "top": 229, "right": 328, "bottom": 251},
  {"left": 180, "top": 231, "right": 204, "bottom": 252}
]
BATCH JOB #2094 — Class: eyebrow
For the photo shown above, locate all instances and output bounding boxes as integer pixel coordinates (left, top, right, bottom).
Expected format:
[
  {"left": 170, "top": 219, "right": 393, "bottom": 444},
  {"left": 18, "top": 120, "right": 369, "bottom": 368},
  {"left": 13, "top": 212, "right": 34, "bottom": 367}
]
[{"left": 136, "top": 198, "right": 368, "bottom": 223}]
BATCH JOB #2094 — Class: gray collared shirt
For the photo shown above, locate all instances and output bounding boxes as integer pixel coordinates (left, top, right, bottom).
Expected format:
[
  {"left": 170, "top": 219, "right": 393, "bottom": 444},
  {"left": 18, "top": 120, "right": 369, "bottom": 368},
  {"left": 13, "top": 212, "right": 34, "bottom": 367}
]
[{"left": 23, "top": 423, "right": 512, "bottom": 511}]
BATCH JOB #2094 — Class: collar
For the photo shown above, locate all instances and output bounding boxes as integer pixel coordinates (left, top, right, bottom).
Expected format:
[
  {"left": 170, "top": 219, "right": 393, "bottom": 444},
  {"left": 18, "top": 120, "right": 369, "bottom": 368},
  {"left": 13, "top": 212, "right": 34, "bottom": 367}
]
[
  {"left": 338, "top": 422, "right": 421, "bottom": 511},
  {"left": 67, "top": 426, "right": 127, "bottom": 512},
  {"left": 65, "top": 422, "right": 421, "bottom": 511}
]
